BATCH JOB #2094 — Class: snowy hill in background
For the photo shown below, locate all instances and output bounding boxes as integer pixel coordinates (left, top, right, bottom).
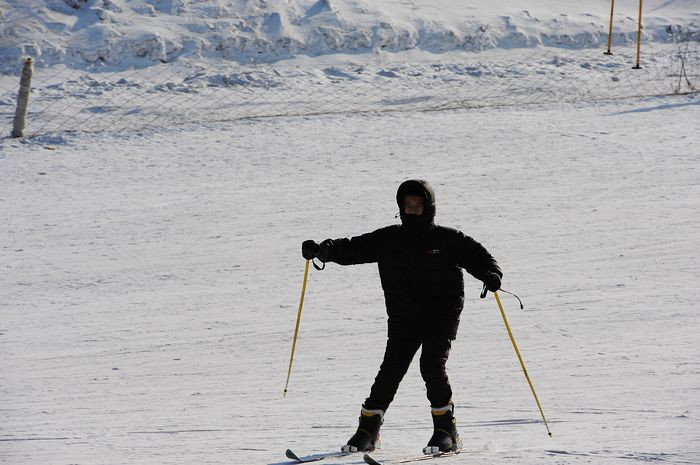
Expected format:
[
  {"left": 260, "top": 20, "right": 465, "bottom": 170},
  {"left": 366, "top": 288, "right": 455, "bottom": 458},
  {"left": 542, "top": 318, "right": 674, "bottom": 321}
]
[{"left": 1, "top": 0, "right": 699, "bottom": 71}]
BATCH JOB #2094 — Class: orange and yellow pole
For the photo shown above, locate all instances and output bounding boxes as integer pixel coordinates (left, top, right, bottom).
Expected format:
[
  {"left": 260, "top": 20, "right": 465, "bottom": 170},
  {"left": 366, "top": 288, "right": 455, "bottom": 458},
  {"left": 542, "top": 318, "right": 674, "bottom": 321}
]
[
  {"left": 604, "top": 0, "right": 615, "bottom": 55},
  {"left": 633, "top": 0, "right": 644, "bottom": 69}
]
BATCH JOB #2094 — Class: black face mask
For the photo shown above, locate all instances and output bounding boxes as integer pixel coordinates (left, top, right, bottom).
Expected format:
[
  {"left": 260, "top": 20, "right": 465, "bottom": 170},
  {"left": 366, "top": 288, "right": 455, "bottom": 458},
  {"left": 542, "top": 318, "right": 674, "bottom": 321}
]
[{"left": 400, "top": 212, "right": 432, "bottom": 236}]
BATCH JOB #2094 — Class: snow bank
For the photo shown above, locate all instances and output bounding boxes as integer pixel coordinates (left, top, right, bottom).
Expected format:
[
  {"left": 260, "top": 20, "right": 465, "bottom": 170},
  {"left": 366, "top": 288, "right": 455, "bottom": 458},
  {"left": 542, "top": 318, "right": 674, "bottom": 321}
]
[{"left": 1, "top": 0, "right": 698, "bottom": 72}]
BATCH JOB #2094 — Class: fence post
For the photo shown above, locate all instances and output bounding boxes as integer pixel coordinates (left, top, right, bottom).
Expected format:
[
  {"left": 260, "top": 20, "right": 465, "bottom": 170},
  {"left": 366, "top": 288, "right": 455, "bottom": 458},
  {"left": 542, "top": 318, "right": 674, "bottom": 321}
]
[
  {"left": 633, "top": 0, "right": 643, "bottom": 69},
  {"left": 12, "top": 57, "right": 33, "bottom": 138}
]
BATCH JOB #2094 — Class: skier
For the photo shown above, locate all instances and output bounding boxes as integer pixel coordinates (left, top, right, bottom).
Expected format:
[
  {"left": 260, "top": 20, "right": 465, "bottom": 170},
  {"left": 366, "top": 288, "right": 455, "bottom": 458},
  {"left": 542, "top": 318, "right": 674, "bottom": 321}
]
[{"left": 301, "top": 179, "right": 502, "bottom": 455}]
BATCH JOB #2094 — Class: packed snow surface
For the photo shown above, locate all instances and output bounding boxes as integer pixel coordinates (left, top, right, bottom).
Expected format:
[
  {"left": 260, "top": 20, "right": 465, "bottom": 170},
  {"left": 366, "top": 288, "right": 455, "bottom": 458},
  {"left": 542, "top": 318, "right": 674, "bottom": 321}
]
[
  {"left": 2, "top": 94, "right": 699, "bottom": 464},
  {"left": 1, "top": 1, "right": 699, "bottom": 465}
]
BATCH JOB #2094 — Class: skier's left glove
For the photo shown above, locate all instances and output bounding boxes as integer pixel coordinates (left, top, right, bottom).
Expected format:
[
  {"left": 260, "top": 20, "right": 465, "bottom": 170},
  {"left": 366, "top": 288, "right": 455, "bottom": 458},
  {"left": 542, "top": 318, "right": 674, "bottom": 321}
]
[{"left": 483, "top": 271, "right": 502, "bottom": 293}]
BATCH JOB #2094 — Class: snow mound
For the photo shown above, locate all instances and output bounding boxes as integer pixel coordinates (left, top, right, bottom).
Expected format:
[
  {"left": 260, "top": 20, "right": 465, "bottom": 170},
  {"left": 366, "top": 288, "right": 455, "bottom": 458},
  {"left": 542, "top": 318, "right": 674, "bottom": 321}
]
[{"left": 1, "top": 0, "right": 698, "bottom": 71}]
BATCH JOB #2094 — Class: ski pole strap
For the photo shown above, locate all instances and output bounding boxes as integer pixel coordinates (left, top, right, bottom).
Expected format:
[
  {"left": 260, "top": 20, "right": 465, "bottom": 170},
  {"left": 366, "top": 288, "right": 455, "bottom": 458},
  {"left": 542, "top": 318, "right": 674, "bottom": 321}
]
[
  {"left": 482, "top": 284, "right": 525, "bottom": 310},
  {"left": 312, "top": 259, "right": 325, "bottom": 271},
  {"left": 499, "top": 288, "right": 525, "bottom": 309}
]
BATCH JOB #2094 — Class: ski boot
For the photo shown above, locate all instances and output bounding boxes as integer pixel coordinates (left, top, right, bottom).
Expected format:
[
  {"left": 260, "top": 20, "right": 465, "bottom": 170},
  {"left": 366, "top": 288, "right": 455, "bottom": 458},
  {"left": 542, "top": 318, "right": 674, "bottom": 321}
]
[
  {"left": 341, "top": 407, "right": 384, "bottom": 452},
  {"left": 423, "top": 402, "right": 462, "bottom": 454}
]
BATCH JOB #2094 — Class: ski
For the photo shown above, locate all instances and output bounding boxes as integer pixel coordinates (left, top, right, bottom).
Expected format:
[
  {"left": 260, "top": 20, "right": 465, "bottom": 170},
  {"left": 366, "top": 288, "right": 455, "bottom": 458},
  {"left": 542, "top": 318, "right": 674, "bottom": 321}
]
[
  {"left": 285, "top": 448, "right": 351, "bottom": 463},
  {"left": 364, "top": 448, "right": 474, "bottom": 465}
]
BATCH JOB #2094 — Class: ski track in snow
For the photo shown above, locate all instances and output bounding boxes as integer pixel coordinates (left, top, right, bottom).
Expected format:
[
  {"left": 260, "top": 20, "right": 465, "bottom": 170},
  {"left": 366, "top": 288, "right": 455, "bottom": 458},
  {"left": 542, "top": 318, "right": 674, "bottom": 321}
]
[{"left": 1, "top": 93, "right": 699, "bottom": 464}]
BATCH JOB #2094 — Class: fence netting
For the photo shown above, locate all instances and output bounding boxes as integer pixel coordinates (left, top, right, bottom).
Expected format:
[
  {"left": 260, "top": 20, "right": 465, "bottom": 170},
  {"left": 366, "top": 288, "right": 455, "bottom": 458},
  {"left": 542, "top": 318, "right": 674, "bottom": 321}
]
[{"left": 0, "top": 38, "right": 698, "bottom": 138}]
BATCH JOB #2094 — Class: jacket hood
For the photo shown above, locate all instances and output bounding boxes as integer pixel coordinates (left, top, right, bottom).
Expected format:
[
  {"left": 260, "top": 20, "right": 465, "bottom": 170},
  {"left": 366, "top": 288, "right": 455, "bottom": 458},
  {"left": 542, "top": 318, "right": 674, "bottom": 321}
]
[{"left": 396, "top": 179, "right": 436, "bottom": 227}]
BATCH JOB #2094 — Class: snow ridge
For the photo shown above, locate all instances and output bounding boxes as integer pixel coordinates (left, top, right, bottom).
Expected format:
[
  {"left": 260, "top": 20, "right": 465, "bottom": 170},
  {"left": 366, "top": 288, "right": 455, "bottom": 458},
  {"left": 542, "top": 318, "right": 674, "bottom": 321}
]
[{"left": 1, "top": 0, "right": 698, "bottom": 71}]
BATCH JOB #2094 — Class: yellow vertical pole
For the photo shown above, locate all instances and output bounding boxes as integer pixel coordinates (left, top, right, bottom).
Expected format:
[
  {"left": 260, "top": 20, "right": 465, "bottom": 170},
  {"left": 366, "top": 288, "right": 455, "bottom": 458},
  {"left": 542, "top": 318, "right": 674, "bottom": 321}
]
[
  {"left": 284, "top": 260, "right": 310, "bottom": 397},
  {"left": 494, "top": 291, "right": 552, "bottom": 436},
  {"left": 633, "top": 0, "right": 643, "bottom": 69},
  {"left": 604, "top": 0, "right": 615, "bottom": 55}
]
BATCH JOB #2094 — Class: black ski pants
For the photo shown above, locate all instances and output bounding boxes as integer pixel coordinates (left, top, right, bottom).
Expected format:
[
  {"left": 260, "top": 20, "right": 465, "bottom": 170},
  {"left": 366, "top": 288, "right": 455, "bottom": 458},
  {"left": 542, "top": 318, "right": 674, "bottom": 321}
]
[{"left": 363, "top": 336, "right": 453, "bottom": 411}]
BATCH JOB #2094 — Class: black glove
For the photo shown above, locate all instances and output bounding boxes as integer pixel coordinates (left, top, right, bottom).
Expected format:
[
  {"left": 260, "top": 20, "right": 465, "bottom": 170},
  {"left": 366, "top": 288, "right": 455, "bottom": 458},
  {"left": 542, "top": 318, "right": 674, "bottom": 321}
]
[
  {"left": 483, "top": 271, "right": 502, "bottom": 292},
  {"left": 301, "top": 240, "right": 321, "bottom": 260}
]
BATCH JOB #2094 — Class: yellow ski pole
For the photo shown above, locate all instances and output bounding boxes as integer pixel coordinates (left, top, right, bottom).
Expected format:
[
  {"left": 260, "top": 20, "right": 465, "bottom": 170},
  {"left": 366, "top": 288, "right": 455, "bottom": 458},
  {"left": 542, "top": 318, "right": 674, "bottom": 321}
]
[
  {"left": 284, "top": 259, "right": 310, "bottom": 397},
  {"left": 494, "top": 291, "right": 552, "bottom": 436}
]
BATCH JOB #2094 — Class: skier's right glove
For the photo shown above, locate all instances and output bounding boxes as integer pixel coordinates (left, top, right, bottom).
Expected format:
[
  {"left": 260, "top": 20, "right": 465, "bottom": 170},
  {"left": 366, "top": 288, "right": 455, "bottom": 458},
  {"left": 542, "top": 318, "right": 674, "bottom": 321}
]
[
  {"left": 302, "top": 239, "right": 332, "bottom": 262},
  {"left": 302, "top": 240, "right": 321, "bottom": 260}
]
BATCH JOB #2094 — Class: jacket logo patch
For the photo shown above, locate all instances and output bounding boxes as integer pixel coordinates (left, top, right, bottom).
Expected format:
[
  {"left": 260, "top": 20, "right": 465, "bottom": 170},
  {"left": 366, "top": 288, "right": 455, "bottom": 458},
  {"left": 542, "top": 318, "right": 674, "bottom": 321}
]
[{"left": 428, "top": 249, "right": 440, "bottom": 255}]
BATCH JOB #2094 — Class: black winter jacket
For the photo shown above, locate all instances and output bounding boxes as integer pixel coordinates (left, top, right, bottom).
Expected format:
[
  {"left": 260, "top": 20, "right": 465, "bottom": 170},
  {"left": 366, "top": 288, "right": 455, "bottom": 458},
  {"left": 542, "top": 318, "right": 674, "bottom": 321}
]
[{"left": 322, "top": 224, "right": 501, "bottom": 340}]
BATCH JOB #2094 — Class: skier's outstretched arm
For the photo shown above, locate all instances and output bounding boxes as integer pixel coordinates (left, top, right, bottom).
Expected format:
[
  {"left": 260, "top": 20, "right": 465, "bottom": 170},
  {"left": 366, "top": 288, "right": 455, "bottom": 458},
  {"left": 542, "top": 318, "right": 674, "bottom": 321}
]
[{"left": 301, "top": 229, "right": 384, "bottom": 266}]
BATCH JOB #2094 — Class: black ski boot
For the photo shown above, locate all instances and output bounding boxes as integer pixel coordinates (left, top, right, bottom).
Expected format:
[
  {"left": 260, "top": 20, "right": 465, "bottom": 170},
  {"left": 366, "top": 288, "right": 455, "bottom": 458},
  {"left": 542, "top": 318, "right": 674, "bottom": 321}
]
[
  {"left": 341, "top": 408, "right": 384, "bottom": 452},
  {"left": 423, "top": 402, "right": 462, "bottom": 454}
]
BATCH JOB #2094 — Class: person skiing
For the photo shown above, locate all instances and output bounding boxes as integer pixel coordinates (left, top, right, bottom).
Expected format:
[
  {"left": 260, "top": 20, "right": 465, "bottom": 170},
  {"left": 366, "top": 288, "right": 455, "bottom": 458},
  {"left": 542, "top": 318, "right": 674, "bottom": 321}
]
[{"left": 301, "top": 179, "right": 502, "bottom": 455}]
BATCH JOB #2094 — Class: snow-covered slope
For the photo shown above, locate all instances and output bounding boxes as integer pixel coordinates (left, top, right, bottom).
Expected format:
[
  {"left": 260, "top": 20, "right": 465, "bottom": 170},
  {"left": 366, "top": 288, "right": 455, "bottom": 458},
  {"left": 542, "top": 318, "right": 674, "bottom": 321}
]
[
  {"left": 1, "top": 0, "right": 699, "bottom": 71},
  {"left": 2, "top": 94, "right": 699, "bottom": 465}
]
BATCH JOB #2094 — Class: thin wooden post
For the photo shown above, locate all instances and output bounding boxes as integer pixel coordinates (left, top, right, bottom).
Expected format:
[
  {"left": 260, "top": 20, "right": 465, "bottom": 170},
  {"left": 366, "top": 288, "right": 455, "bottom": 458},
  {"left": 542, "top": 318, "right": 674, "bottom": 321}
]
[
  {"left": 604, "top": 0, "right": 615, "bottom": 55},
  {"left": 633, "top": 0, "right": 643, "bottom": 69},
  {"left": 12, "top": 58, "right": 33, "bottom": 138}
]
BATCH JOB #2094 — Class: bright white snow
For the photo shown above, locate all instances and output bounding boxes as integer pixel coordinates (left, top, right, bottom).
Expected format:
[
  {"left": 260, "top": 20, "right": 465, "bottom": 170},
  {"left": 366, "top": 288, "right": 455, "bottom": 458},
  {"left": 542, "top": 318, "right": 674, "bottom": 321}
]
[
  {"left": 2, "top": 95, "right": 699, "bottom": 464},
  {"left": 0, "top": 1, "right": 699, "bottom": 465},
  {"left": 1, "top": 0, "right": 699, "bottom": 71}
]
